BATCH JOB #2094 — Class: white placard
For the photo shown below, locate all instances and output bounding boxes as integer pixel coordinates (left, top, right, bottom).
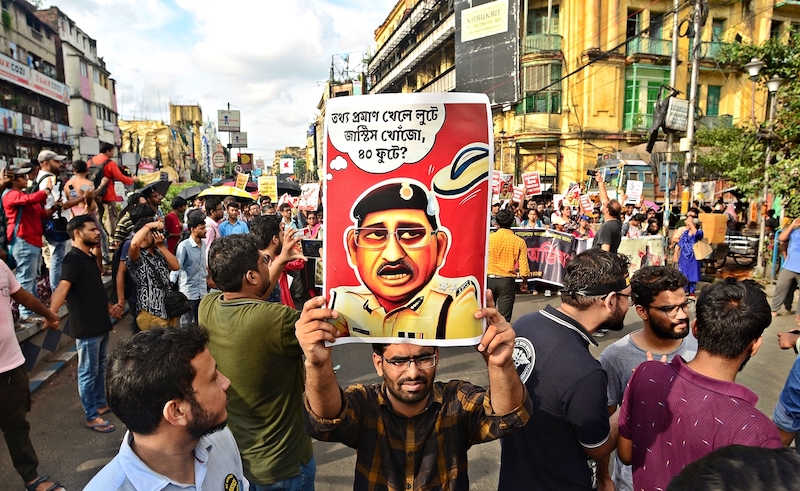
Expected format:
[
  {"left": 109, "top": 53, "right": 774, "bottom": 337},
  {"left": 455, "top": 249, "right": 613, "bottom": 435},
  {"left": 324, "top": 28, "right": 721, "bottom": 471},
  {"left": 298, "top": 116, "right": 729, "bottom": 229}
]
[{"left": 625, "top": 180, "right": 644, "bottom": 204}]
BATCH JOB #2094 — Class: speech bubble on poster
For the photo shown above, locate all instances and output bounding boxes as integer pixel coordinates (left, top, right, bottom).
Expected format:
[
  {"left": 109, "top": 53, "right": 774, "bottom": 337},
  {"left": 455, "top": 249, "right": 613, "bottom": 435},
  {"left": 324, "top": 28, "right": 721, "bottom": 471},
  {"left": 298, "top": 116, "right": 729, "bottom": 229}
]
[{"left": 327, "top": 103, "right": 446, "bottom": 173}]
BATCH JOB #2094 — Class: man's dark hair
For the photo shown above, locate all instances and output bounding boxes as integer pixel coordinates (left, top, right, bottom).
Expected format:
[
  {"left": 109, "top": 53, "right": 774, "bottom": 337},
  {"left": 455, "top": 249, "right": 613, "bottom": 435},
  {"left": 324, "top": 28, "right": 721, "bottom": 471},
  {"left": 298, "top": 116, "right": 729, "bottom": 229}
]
[
  {"left": 129, "top": 203, "right": 155, "bottom": 225},
  {"left": 205, "top": 197, "right": 222, "bottom": 213},
  {"left": 695, "top": 278, "right": 770, "bottom": 359},
  {"left": 133, "top": 216, "right": 156, "bottom": 233},
  {"left": 66, "top": 214, "right": 95, "bottom": 238},
  {"left": 187, "top": 214, "right": 205, "bottom": 230},
  {"left": 630, "top": 267, "right": 688, "bottom": 307},
  {"left": 688, "top": 207, "right": 700, "bottom": 216},
  {"left": 605, "top": 200, "right": 622, "bottom": 218},
  {"left": 106, "top": 325, "right": 208, "bottom": 435},
  {"left": 667, "top": 445, "right": 800, "bottom": 491},
  {"left": 249, "top": 215, "right": 281, "bottom": 250},
  {"left": 100, "top": 142, "right": 114, "bottom": 154},
  {"left": 372, "top": 343, "right": 388, "bottom": 356},
  {"left": 171, "top": 196, "right": 187, "bottom": 210},
  {"left": 495, "top": 209, "right": 515, "bottom": 228},
  {"left": 208, "top": 234, "right": 261, "bottom": 292},
  {"left": 561, "top": 249, "right": 630, "bottom": 310},
  {"left": 226, "top": 201, "right": 240, "bottom": 210},
  {"left": 72, "top": 159, "right": 87, "bottom": 173},
  {"left": 279, "top": 203, "right": 292, "bottom": 212}
]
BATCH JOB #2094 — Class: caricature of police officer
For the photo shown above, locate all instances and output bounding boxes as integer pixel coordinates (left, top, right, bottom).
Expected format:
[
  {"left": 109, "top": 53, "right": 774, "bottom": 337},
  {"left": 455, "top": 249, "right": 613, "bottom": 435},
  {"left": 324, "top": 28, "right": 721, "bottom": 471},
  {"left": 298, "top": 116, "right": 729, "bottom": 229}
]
[{"left": 329, "top": 180, "right": 482, "bottom": 340}]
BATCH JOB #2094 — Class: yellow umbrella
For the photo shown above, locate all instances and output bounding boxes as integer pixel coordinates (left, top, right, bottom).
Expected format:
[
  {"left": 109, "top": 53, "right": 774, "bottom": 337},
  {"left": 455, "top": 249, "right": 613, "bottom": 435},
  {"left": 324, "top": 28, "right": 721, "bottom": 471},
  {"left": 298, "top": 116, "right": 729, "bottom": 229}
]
[{"left": 198, "top": 185, "right": 253, "bottom": 200}]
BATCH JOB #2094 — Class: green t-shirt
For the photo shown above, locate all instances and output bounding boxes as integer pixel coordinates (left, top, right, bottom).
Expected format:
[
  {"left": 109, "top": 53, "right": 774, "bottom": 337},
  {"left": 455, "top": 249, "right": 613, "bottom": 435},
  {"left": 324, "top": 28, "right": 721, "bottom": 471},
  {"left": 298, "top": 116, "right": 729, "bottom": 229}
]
[{"left": 199, "top": 292, "right": 311, "bottom": 485}]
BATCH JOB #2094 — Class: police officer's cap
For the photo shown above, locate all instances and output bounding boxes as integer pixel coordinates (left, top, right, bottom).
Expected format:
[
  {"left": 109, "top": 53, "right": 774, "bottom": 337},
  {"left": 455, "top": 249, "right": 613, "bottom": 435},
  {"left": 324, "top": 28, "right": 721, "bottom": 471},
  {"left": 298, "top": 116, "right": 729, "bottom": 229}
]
[{"left": 353, "top": 181, "right": 438, "bottom": 229}]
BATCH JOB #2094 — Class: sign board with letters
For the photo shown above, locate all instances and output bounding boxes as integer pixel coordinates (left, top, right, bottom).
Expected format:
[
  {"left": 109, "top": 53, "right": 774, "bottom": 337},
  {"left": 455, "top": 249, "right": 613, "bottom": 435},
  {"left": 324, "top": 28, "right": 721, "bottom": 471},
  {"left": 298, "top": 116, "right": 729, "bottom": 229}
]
[
  {"left": 212, "top": 151, "right": 226, "bottom": 169},
  {"left": 217, "top": 110, "right": 241, "bottom": 132}
]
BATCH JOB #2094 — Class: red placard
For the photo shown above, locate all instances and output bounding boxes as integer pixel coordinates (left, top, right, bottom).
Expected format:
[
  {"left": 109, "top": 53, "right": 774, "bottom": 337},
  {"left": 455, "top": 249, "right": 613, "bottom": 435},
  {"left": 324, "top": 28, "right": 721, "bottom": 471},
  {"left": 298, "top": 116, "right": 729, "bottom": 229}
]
[{"left": 522, "top": 171, "right": 542, "bottom": 196}]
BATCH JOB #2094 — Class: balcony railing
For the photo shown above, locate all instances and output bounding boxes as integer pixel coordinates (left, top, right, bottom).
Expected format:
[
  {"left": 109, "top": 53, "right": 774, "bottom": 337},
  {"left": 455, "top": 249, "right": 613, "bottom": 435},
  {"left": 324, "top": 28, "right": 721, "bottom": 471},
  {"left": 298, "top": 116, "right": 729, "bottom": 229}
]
[
  {"left": 626, "top": 37, "right": 673, "bottom": 56},
  {"left": 523, "top": 34, "right": 562, "bottom": 54},
  {"left": 699, "top": 42, "right": 728, "bottom": 59},
  {"left": 623, "top": 113, "right": 654, "bottom": 131},
  {"left": 698, "top": 114, "right": 733, "bottom": 129}
]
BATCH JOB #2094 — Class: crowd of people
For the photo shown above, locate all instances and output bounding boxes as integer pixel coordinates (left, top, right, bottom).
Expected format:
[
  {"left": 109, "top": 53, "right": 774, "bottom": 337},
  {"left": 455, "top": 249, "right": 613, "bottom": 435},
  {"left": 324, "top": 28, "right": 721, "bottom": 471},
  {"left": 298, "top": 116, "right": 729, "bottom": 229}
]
[{"left": 3, "top": 156, "right": 800, "bottom": 491}]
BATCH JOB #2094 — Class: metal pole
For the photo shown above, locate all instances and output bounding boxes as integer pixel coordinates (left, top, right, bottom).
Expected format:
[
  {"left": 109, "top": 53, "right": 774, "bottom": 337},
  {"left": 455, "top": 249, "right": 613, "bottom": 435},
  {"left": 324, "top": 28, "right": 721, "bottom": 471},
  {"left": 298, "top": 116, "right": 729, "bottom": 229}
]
[
  {"left": 684, "top": 0, "right": 703, "bottom": 207},
  {"left": 664, "top": 0, "right": 680, "bottom": 236},
  {"left": 755, "top": 91, "right": 778, "bottom": 277}
]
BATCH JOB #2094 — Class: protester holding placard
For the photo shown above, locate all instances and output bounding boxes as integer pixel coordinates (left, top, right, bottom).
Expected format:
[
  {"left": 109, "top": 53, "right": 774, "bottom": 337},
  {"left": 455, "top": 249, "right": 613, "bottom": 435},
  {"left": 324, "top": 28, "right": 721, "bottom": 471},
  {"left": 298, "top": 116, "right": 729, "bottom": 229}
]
[{"left": 673, "top": 208, "right": 704, "bottom": 296}]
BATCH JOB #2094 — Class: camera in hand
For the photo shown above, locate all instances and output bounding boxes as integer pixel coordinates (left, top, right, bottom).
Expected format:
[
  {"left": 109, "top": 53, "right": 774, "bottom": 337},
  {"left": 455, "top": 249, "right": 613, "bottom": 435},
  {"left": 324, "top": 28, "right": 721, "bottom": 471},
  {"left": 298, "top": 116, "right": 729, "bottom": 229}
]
[{"left": 586, "top": 169, "right": 598, "bottom": 177}]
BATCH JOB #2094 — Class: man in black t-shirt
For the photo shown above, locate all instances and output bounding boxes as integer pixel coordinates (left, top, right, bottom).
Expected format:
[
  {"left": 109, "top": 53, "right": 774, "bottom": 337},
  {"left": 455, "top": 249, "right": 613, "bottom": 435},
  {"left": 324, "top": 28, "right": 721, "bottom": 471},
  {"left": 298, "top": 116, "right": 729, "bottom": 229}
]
[
  {"left": 499, "top": 249, "right": 630, "bottom": 491},
  {"left": 50, "top": 215, "right": 123, "bottom": 433},
  {"left": 593, "top": 176, "right": 623, "bottom": 254}
]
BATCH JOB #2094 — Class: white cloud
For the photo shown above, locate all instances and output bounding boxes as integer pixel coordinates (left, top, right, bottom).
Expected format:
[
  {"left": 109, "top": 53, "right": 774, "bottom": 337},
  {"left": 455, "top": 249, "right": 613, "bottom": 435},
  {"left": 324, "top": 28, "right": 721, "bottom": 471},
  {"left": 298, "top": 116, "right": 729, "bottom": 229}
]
[
  {"left": 329, "top": 155, "right": 347, "bottom": 170},
  {"left": 51, "top": 0, "right": 396, "bottom": 160}
]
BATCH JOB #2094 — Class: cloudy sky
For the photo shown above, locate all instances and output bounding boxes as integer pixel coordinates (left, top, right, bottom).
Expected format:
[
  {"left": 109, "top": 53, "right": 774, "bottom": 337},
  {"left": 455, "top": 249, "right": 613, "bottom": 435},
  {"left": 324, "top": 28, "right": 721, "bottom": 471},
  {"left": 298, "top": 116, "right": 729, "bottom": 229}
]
[{"left": 50, "top": 0, "right": 397, "bottom": 161}]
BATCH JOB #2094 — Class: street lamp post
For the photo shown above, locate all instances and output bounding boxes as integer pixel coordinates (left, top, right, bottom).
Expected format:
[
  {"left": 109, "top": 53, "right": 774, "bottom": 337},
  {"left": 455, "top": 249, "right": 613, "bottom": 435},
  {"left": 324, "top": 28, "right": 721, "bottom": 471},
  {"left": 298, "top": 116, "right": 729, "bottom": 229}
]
[{"left": 755, "top": 73, "right": 785, "bottom": 278}]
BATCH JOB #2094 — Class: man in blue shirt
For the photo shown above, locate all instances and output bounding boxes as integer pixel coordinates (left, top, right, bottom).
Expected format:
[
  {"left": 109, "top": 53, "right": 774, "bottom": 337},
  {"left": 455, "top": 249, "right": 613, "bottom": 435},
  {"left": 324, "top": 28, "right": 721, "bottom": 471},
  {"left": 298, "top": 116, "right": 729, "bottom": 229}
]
[
  {"left": 171, "top": 214, "right": 208, "bottom": 326},
  {"left": 84, "top": 325, "right": 247, "bottom": 491},
  {"left": 219, "top": 201, "right": 249, "bottom": 237},
  {"left": 772, "top": 218, "right": 800, "bottom": 316}
]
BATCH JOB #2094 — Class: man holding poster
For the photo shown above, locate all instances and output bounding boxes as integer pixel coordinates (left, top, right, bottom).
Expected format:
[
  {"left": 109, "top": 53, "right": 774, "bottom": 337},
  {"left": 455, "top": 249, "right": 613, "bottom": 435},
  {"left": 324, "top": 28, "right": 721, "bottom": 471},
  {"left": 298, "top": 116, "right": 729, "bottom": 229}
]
[{"left": 328, "top": 180, "right": 481, "bottom": 340}]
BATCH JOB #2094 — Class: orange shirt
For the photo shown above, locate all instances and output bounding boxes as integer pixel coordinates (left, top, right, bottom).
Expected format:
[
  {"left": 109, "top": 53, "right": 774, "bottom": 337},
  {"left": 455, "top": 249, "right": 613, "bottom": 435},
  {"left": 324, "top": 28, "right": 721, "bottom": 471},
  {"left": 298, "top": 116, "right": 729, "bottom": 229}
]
[{"left": 488, "top": 228, "right": 530, "bottom": 278}]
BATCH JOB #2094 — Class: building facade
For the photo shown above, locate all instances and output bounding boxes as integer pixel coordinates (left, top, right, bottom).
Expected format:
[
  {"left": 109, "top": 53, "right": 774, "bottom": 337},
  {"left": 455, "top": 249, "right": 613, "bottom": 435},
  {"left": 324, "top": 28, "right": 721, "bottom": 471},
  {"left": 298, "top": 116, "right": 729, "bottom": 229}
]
[
  {"left": 368, "top": 0, "right": 798, "bottom": 194},
  {"left": 35, "top": 6, "right": 120, "bottom": 159},
  {"left": 0, "top": 0, "right": 70, "bottom": 164}
]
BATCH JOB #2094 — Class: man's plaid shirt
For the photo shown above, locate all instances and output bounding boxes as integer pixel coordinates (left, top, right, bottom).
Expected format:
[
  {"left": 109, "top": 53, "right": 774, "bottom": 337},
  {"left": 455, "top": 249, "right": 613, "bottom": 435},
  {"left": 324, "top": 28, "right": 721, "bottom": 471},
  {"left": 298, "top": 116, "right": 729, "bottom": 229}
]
[
  {"left": 488, "top": 228, "right": 530, "bottom": 278},
  {"left": 304, "top": 380, "right": 532, "bottom": 491}
]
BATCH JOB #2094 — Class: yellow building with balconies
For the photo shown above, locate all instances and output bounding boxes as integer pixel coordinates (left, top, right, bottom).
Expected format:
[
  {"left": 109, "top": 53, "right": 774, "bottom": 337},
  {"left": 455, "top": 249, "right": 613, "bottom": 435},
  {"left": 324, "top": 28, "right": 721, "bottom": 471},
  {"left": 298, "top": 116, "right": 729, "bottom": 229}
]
[{"left": 369, "top": 0, "right": 799, "bottom": 193}]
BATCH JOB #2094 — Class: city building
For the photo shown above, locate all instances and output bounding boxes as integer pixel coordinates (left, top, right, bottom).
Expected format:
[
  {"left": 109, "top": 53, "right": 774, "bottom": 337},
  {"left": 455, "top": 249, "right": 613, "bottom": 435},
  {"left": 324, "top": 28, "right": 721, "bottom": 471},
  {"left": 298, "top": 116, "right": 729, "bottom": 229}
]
[
  {"left": 368, "top": 0, "right": 798, "bottom": 193},
  {"left": 169, "top": 103, "right": 203, "bottom": 179},
  {"left": 35, "top": 6, "right": 120, "bottom": 158},
  {"left": 0, "top": 0, "right": 70, "bottom": 164}
]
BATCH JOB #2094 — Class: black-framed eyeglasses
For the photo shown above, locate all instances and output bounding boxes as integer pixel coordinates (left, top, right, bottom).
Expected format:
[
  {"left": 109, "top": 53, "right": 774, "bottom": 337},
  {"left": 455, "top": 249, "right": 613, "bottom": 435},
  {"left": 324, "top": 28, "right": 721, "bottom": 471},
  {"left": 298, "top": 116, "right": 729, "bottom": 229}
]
[
  {"left": 648, "top": 298, "right": 695, "bottom": 318},
  {"left": 381, "top": 354, "right": 437, "bottom": 372},
  {"left": 355, "top": 226, "right": 435, "bottom": 249},
  {"left": 600, "top": 291, "right": 637, "bottom": 304}
]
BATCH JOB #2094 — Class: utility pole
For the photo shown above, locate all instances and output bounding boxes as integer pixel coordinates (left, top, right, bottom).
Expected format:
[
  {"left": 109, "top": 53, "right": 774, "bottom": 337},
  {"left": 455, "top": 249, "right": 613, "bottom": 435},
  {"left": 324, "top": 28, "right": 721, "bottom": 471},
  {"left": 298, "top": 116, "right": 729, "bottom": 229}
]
[
  {"left": 664, "top": 0, "right": 680, "bottom": 235},
  {"left": 684, "top": 0, "right": 705, "bottom": 212}
]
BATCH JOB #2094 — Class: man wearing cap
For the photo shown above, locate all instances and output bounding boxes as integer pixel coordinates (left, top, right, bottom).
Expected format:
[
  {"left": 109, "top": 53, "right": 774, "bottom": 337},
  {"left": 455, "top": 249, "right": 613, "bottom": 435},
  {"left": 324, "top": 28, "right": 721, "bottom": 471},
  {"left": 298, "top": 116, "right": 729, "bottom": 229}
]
[
  {"left": 3, "top": 166, "right": 57, "bottom": 321},
  {"left": 36, "top": 150, "right": 71, "bottom": 288},
  {"left": 89, "top": 143, "right": 138, "bottom": 261},
  {"left": 498, "top": 248, "right": 629, "bottom": 491},
  {"left": 328, "top": 180, "right": 482, "bottom": 340}
]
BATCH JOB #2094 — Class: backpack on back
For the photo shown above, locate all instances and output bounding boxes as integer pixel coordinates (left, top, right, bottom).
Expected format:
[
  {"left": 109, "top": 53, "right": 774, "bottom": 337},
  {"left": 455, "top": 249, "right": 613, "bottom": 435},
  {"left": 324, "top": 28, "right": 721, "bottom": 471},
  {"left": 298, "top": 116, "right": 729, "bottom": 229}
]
[{"left": 87, "top": 155, "right": 110, "bottom": 195}]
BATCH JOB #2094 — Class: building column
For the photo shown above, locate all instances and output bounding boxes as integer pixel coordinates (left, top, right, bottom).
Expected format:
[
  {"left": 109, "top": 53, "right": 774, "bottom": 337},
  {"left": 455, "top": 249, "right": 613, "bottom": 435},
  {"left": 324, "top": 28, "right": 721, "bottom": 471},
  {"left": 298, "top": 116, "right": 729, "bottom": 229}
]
[
  {"left": 607, "top": 0, "right": 619, "bottom": 50},
  {"left": 585, "top": 0, "right": 601, "bottom": 51}
]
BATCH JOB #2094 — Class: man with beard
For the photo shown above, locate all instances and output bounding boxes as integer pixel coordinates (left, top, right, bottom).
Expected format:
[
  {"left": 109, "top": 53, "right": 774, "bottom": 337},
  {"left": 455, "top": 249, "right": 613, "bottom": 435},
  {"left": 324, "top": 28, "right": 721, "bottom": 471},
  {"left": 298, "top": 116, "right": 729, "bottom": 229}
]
[
  {"left": 618, "top": 278, "right": 781, "bottom": 491},
  {"left": 296, "top": 292, "right": 531, "bottom": 490},
  {"left": 249, "top": 215, "right": 305, "bottom": 307},
  {"left": 84, "top": 325, "right": 247, "bottom": 490},
  {"left": 597, "top": 266, "right": 697, "bottom": 491},
  {"left": 328, "top": 180, "right": 481, "bottom": 340},
  {"left": 498, "top": 248, "right": 630, "bottom": 491},
  {"left": 199, "top": 234, "right": 314, "bottom": 490},
  {"left": 50, "top": 215, "right": 123, "bottom": 433}
]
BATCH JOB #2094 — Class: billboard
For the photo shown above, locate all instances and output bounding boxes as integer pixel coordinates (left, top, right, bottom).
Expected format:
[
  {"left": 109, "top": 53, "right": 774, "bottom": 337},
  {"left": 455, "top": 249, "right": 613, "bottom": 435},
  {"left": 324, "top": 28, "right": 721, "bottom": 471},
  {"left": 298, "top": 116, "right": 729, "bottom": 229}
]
[
  {"left": 455, "top": 0, "right": 519, "bottom": 106},
  {"left": 230, "top": 132, "right": 248, "bottom": 148},
  {"left": 217, "top": 110, "right": 241, "bottom": 132}
]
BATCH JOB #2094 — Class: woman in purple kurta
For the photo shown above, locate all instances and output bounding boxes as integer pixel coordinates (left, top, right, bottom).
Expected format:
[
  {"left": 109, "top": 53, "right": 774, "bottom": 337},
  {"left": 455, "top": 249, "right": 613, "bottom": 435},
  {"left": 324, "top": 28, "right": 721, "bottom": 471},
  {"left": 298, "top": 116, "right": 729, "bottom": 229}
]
[{"left": 674, "top": 210, "right": 703, "bottom": 294}]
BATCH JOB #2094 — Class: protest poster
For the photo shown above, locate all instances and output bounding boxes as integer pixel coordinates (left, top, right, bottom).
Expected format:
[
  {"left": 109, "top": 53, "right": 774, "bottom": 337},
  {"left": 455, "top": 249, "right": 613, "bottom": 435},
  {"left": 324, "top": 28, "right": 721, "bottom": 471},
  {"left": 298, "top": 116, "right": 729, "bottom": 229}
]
[
  {"left": 513, "top": 229, "right": 576, "bottom": 287},
  {"left": 498, "top": 173, "right": 514, "bottom": 199},
  {"left": 323, "top": 93, "right": 491, "bottom": 346},
  {"left": 625, "top": 180, "right": 644, "bottom": 204},
  {"left": 564, "top": 184, "right": 582, "bottom": 208},
  {"left": 522, "top": 171, "right": 542, "bottom": 196},
  {"left": 258, "top": 175, "right": 277, "bottom": 200},
  {"left": 579, "top": 194, "right": 594, "bottom": 214},
  {"left": 298, "top": 182, "right": 320, "bottom": 211},
  {"left": 512, "top": 185, "right": 525, "bottom": 204},
  {"left": 492, "top": 170, "right": 501, "bottom": 195},
  {"left": 234, "top": 172, "right": 249, "bottom": 190},
  {"left": 618, "top": 236, "right": 667, "bottom": 272}
]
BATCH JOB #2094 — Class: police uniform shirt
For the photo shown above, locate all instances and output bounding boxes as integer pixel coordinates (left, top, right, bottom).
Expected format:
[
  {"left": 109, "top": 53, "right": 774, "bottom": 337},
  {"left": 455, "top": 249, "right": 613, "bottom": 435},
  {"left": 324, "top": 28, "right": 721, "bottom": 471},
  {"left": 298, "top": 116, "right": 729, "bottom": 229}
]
[{"left": 329, "top": 274, "right": 482, "bottom": 340}]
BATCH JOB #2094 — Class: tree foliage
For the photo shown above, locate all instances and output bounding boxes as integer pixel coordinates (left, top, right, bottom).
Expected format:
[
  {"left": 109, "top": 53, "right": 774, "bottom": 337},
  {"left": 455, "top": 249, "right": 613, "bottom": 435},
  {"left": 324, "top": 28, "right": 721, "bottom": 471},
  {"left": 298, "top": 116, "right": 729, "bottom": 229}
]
[{"left": 696, "top": 34, "right": 800, "bottom": 216}]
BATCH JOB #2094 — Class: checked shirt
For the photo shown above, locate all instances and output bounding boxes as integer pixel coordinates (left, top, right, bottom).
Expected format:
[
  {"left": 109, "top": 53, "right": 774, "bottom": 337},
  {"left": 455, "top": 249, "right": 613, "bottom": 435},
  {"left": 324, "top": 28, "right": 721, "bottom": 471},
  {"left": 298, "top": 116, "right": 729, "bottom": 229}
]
[{"left": 304, "top": 380, "right": 532, "bottom": 491}]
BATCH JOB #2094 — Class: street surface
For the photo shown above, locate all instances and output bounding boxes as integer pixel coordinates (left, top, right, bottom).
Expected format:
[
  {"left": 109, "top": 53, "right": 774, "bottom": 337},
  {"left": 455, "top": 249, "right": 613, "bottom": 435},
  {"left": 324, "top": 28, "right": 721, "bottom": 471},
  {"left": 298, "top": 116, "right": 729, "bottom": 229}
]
[{"left": 1, "top": 288, "right": 798, "bottom": 490}]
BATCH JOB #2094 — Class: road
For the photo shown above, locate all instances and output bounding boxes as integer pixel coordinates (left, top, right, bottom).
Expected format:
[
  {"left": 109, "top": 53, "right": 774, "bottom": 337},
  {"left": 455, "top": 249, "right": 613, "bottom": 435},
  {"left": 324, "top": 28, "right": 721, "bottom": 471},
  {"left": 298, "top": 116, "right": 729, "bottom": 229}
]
[{"left": 1, "top": 290, "right": 798, "bottom": 490}]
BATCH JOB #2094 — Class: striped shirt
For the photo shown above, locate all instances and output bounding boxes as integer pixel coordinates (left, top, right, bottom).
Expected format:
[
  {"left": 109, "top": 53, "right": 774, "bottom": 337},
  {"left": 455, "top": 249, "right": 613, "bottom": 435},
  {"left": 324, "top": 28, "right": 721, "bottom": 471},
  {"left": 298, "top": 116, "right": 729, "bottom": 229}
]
[
  {"left": 304, "top": 380, "right": 532, "bottom": 491},
  {"left": 488, "top": 228, "right": 530, "bottom": 278}
]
